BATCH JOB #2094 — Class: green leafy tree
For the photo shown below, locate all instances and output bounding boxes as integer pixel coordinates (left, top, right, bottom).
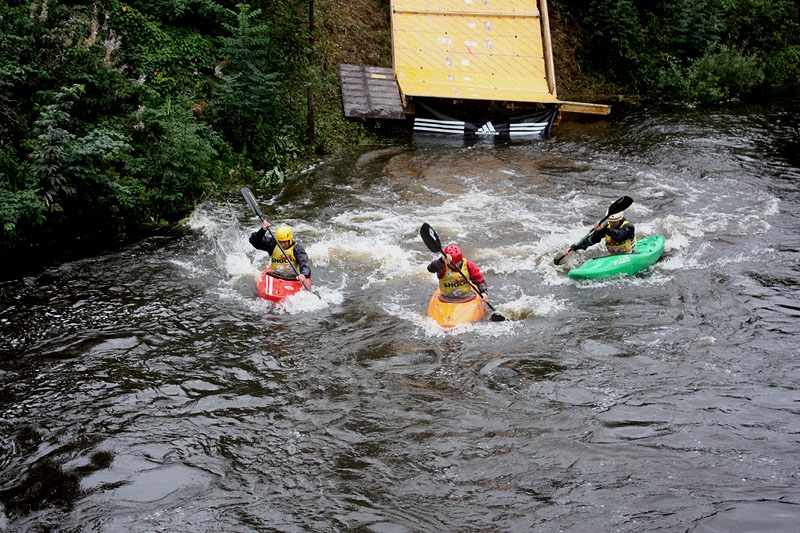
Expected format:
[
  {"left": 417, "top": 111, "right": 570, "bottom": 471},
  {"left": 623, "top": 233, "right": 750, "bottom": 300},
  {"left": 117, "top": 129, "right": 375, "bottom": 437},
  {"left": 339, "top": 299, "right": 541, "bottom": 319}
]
[
  {"left": 1, "top": 140, "right": 45, "bottom": 249},
  {"left": 584, "top": 0, "right": 648, "bottom": 87},
  {"left": 126, "top": 102, "right": 220, "bottom": 226},
  {"left": 210, "top": 3, "right": 302, "bottom": 171},
  {"left": 25, "top": 84, "right": 84, "bottom": 213},
  {"left": 562, "top": 0, "right": 799, "bottom": 102},
  {"left": 720, "top": 0, "right": 800, "bottom": 95}
]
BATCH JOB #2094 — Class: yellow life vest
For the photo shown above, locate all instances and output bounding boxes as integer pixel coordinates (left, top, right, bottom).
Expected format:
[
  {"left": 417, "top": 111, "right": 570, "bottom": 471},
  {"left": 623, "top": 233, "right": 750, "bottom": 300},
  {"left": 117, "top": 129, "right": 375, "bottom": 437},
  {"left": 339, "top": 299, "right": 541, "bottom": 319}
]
[
  {"left": 270, "top": 243, "right": 297, "bottom": 278},
  {"left": 439, "top": 261, "right": 474, "bottom": 300},
  {"left": 605, "top": 220, "right": 637, "bottom": 254}
]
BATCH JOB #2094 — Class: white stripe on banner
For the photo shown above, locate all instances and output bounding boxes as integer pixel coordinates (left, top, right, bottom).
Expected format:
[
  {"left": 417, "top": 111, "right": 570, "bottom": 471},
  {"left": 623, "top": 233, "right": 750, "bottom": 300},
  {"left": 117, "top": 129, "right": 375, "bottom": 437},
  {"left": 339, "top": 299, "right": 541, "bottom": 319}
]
[
  {"left": 414, "top": 118, "right": 466, "bottom": 135},
  {"left": 508, "top": 122, "right": 549, "bottom": 137}
]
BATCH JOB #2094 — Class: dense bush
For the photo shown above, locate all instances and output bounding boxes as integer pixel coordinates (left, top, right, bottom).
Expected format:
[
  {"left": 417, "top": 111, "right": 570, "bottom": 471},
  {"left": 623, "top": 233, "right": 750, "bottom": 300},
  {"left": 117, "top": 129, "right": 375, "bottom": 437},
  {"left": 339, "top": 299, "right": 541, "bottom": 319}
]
[
  {"left": 0, "top": 0, "right": 315, "bottom": 254},
  {"left": 564, "top": 0, "right": 799, "bottom": 103}
]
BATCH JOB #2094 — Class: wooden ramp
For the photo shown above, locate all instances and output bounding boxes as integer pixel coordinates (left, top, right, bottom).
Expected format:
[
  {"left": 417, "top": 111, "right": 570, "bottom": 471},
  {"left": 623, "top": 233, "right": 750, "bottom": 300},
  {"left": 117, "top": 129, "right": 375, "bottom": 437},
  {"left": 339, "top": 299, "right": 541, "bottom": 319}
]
[
  {"left": 339, "top": 0, "right": 610, "bottom": 121},
  {"left": 391, "top": 0, "right": 558, "bottom": 103},
  {"left": 339, "top": 64, "right": 405, "bottom": 120}
]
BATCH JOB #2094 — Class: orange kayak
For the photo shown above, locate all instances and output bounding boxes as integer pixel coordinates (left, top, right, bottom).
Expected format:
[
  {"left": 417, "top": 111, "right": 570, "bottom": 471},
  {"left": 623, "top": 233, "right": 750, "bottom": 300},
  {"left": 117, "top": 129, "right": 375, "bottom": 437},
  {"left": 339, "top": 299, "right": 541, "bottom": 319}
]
[
  {"left": 256, "top": 270, "right": 308, "bottom": 302},
  {"left": 427, "top": 289, "right": 486, "bottom": 328}
]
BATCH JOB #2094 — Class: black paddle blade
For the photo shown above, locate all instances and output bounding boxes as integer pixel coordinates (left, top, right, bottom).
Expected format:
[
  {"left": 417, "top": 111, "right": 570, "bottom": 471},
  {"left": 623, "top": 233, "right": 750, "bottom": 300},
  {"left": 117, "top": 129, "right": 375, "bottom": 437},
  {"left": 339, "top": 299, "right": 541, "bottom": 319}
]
[
  {"left": 553, "top": 252, "right": 568, "bottom": 265},
  {"left": 490, "top": 312, "right": 506, "bottom": 322},
  {"left": 605, "top": 196, "right": 633, "bottom": 220},
  {"left": 420, "top": 223, "right": 443, "bottom": 254},
  {"left": 241, "top": 187, "right": 264, "bottom": 219}
]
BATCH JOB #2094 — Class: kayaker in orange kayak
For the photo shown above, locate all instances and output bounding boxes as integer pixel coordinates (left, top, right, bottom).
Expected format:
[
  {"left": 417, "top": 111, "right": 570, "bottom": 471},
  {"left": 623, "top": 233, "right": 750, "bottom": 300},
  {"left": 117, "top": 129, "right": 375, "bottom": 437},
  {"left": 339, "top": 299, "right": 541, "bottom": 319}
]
[
  {"left": 427, "top": 244, "right": 489, "bottom": 302},
  {"left": 249, "top": 221, "right": 311, "bottom": 286}
]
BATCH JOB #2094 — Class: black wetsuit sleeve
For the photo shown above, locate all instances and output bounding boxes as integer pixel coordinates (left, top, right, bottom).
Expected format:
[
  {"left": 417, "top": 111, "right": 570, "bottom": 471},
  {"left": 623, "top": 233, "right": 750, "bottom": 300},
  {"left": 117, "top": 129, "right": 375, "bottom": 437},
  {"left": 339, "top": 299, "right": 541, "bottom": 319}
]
[
  {"left": 427, "top": 258, "right": 445, "bottom": 277},
  {"left": 293, "top": 243, "right": 312, "bottom": 278},
  {"left": 249, "top": 228, "right": 276, "bottom": 253},
  {"left": 606, "top": 222, "right": 635, "bottom": 243},
  {"left": 570, "top": 230, "right": 603, "bottom": 251}
]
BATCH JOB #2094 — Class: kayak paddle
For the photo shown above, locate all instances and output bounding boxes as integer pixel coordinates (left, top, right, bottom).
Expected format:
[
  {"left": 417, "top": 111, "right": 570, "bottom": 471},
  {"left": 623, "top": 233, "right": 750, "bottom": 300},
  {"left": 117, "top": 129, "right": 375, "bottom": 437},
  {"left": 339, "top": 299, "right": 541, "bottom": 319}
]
[
  {"left": 242, "top": 187, "right": 321, "bottom": 299},
  {"left": 553, "top": 196, "right": 634, "bottom": 265},
  {"left": 420, "top": 223, "right": 506, "bottom": 322}
]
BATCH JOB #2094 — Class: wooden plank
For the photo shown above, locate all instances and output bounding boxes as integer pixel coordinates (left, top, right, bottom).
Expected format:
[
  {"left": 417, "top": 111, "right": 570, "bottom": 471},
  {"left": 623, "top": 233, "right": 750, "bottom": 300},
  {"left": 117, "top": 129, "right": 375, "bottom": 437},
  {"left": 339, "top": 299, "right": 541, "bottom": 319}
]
[
  {"left": 338, "top": 64, "right": 405, "bottom": 119},
  {"left": 540, "top": 0, "right": 557, "bottom": 96},
  {"left": 559, "top": 101, "right": 612, "bottom": 115}
]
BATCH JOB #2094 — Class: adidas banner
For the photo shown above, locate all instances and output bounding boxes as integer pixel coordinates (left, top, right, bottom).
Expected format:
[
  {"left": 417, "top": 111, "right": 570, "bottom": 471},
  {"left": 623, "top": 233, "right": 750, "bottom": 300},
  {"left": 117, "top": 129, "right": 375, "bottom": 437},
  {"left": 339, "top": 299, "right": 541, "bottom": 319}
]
[{"left": 413, "top": 99, "right": 558, "bottom": 139}]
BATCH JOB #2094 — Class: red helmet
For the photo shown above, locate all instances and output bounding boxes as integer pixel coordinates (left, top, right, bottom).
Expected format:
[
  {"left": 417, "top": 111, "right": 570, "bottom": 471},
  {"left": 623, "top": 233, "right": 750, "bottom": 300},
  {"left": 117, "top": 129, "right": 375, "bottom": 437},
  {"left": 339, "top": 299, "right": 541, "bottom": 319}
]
[{"left": 444, "top": 244, "right": 462, "bottom": 264}]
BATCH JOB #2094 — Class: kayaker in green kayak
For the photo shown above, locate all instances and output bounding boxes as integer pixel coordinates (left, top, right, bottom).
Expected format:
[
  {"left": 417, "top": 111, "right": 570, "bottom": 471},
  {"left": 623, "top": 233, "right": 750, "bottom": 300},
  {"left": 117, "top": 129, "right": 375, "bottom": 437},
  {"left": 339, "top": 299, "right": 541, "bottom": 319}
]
[{"left": 561, "top": 211, "right": 637, "bottom": 259}]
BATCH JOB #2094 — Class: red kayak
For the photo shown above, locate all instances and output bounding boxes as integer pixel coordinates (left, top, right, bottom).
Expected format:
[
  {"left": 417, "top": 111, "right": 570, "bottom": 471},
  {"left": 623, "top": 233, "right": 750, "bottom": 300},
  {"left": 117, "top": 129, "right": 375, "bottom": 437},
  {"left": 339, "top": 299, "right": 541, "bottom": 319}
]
[{"left": 256, "top": 270, "right": 309, "bottom": 302}]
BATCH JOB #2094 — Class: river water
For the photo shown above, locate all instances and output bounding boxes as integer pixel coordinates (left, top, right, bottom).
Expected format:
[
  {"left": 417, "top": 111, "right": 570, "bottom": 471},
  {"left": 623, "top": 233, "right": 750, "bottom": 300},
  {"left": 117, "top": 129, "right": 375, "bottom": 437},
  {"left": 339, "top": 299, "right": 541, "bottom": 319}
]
[{"left": 1, "top": 101, "right": 799, "bottom": 532}]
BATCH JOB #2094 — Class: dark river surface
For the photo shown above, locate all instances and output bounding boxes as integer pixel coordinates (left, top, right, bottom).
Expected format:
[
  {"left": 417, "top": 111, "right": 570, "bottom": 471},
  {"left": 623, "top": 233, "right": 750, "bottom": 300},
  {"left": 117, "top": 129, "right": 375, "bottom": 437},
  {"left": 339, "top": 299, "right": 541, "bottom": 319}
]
[{"left": 2, "top": 101, "right": 799, "bottom": 532}]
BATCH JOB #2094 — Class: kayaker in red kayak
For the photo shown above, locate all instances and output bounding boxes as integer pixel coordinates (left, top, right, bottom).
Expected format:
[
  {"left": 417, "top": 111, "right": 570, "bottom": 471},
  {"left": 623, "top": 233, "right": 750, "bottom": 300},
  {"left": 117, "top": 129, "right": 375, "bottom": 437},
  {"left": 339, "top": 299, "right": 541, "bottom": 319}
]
[
  {"left": 427, "top": 244, "right": 489, "bottom": 302},
  {"left": 561, "top": 211, "right": 637, "bottom": 259},
  {"left": 249, "top": 221, "right": 311, "bottom": 286}
]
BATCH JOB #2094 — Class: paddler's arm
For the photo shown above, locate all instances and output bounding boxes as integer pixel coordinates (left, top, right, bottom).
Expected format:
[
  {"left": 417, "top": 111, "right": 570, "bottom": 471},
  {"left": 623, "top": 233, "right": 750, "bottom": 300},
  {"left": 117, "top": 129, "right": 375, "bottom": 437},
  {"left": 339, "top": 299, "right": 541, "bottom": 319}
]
[
  {"left": 562, "top": 229, "right": 600, "bottom": 256},
  {"left": 427, "top": 257, "right": 447, "bottom": 278},
  {"left": 293, "top": 243, "right": 311, "bottom": 280},
  {"left": 466, "top": 260, "right": 489, "bottom": 301},
  {"left": 249, "top": 220, "right": 275, "bottom": 252}
]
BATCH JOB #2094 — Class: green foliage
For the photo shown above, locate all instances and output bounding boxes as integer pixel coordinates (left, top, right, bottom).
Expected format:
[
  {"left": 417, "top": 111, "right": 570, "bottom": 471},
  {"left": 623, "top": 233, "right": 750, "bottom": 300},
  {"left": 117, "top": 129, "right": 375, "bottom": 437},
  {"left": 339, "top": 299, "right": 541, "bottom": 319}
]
[
  {"left": 0, "top": 188, "right": 45, "bottom": 250},
  {"left": 656, "top": 45, "right": 765, "bottom": 104},
  {"left": 3, "top": 77, "right": 222, "bottom": 246},
  {"left": 127, "top": 0, "right": 237, "bottom": 31},
  {"left": 585, "top": 0, "right": 648, "bottom": 87},
  {"left": 720, "top": 0, "right": 800, "bottom": 95},
  {"left": 106, "top": 3, "right": 220, "bottom": 95},
  {"left": 25, "top": 84, "right": 85, "bottom": 212},
  {"left": 646, "top": 0, "right": 724, "bottom": 61},
  {"left": 127, "top": 102, "right": 220, "bottom": 223},
  {"left": 565, "top": 0, "right": 800, "bottom": 101},
  {"left": 1, "top": 1, "right": 310, "bottom": 254},
  {"left": 1, "top": 139, "right": 45, "bottom": 249},
  {"left": 210, "top": 3, "right": 307, "bottom": 170},
  {"left": 720, "top": 0, "right": 799, "bottom": 51},
  {"left": 762, "top": 46, "right": 800, "bottom": 93}
]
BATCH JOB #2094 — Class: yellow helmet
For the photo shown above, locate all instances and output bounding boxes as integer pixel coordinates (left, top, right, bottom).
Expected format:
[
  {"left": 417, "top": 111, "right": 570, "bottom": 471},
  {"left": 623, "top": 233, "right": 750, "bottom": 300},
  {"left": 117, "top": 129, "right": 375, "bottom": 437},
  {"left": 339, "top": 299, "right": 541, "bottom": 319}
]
[
  {"left": 608, "top": 212, "right": 624, "bottom": 222},
  {"left": 274, "top": 225, "right": 293, "bottom": 241}
]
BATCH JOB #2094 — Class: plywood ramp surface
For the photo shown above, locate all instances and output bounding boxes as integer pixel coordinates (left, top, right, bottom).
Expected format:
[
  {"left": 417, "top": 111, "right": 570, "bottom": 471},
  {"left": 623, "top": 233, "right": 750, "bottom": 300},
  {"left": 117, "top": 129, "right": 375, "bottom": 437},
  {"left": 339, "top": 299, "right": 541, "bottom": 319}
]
[{"left": 391, "top": 0, "right": 558, "bottom": 102}]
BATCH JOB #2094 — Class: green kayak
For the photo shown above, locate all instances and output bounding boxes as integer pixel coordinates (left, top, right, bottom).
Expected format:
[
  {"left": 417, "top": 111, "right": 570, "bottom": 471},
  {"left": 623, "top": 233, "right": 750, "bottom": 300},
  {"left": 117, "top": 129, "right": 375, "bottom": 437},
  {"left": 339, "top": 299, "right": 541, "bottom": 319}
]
[{"left": 568, "top": 235, "right": 666, "bottom": 280}]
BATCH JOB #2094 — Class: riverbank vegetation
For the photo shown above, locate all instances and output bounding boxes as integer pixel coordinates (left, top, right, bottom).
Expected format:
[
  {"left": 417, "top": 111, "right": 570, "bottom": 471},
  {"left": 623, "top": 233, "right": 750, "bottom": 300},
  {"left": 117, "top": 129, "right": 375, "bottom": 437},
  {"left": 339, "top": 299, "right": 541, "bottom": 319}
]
[{"left": 1, "top": 0, "right": 798, "bottom": 271}]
